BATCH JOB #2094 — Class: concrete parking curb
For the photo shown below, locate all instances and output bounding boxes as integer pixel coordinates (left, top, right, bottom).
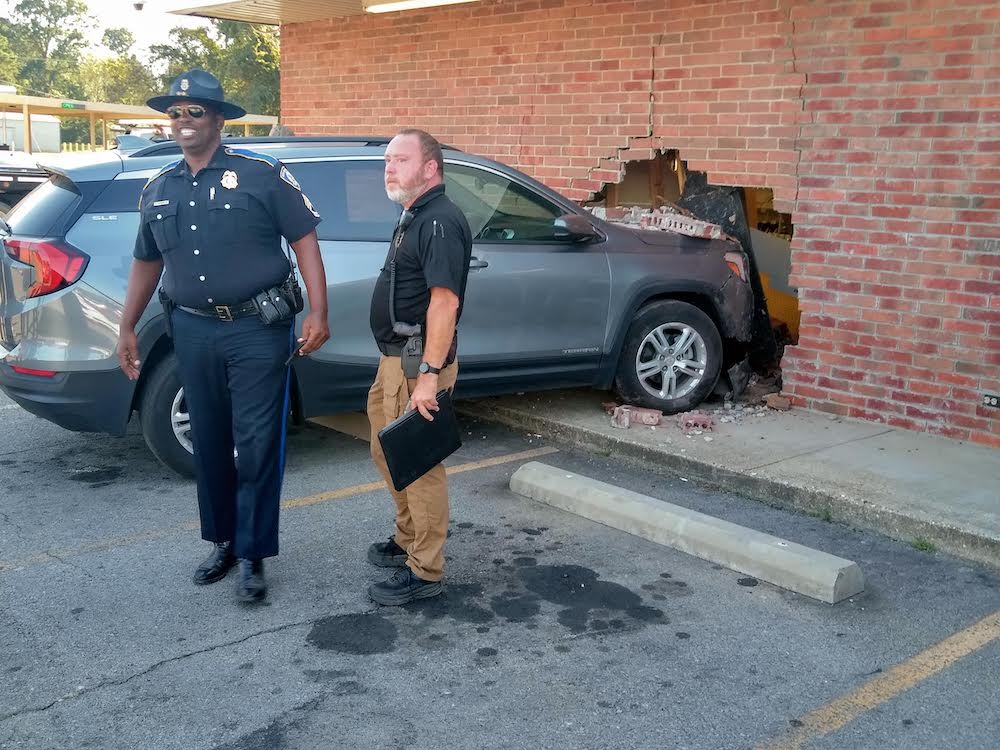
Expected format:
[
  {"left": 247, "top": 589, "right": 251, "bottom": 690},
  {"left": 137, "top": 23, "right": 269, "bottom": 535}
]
[
  {"left": 463, "top": 400, "right": 1000, "bottom": 570},
  {"left": 510, "top": 461, "right": 865, "bottom": 604}
]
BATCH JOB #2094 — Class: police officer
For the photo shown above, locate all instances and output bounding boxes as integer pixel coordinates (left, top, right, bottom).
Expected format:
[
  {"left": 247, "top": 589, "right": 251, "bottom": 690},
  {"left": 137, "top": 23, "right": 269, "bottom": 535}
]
[
  {"left": 117, "top": 70, "right": 330, "bottom": 603},
  {"left": 366, "top": 129, "right": 472, "bottom": 606}
]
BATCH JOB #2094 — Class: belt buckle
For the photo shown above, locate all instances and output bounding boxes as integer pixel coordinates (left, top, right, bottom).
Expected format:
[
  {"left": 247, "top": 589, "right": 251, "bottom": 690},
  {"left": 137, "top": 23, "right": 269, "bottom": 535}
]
[{"left": 215, "top": 305, "right": 233, "bottom": 322}]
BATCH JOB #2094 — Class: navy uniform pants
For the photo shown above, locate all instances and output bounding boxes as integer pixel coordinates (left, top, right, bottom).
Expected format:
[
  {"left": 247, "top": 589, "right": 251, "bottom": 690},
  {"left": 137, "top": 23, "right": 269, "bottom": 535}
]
[{"left": 171, "top": 309, "right": 294, "bottom": 560}]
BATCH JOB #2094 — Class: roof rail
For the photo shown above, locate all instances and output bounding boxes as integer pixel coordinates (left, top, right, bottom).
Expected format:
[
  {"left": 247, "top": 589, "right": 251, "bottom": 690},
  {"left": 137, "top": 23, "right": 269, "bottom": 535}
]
[{"left": 130, "top": 135, "right": 460, "bottom": 158}]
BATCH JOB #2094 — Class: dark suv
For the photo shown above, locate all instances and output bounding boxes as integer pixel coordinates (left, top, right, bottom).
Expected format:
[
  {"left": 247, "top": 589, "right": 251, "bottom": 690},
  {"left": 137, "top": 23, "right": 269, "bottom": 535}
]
[{"left": 0, "top": 137, "right": 753, "bottom": 476}]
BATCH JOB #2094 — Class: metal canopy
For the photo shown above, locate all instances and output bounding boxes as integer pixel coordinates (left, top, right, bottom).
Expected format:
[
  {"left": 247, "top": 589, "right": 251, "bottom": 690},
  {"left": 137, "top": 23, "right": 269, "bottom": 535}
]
[{"left": 0, "top": 93, "right": 277, "bottom": 154}]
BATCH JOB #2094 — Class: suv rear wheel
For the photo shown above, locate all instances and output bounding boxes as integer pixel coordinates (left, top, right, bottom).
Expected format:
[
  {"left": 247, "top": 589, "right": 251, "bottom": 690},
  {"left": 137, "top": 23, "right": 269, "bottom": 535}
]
[
  {"left": 139, "top": 354, "right": 195, "bottom": 478},
  {"left": 614, "top": 300, "right": 722, "bottom": 414}
]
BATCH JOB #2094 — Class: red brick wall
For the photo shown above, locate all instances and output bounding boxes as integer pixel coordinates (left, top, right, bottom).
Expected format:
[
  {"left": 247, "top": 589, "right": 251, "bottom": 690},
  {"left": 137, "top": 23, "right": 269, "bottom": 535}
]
[
  {"left": 782, "top": 1, "right": 1000, "bottom": 447},
  {"left": 281, "top": 0, "right": 1000, "bottom": 447}
]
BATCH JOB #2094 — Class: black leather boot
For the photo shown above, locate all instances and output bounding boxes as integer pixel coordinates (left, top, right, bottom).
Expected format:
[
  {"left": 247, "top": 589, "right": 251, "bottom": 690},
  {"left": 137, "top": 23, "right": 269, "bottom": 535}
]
[
  {"left": 235, "top": 559, "right": 267, "bottom": 603},
  {"left": 192, "top": 542, "right": 237, "bottom": 585}
]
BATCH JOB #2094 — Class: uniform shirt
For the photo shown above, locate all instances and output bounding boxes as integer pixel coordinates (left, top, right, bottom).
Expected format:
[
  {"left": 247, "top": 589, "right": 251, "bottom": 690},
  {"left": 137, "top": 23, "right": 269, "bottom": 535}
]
[
  {"left": 369, "top": 184, "right": 473, "bottom": 348},
  {"left": 133, "top": 144, "right": 321, "bottom": 308}
]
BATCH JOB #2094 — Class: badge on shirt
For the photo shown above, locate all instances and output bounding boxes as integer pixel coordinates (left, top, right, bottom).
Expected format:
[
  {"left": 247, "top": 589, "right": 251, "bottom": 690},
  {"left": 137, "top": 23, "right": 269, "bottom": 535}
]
[
  {"left": 220, "top": 170, "right": 239, "bottom": 190},
  {"left": 152, "top": 199, "right": 170, "bottom": 207},
  {"left": 302, "top": 193, "right": 320, "bottom": 219},
  {"left": 279, "top": 166, "right": 301, "bottom": 191}
]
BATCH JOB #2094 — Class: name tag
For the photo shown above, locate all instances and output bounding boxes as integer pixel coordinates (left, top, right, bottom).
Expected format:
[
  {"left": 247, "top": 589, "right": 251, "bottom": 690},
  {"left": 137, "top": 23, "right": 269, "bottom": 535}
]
[{"left": 152, "top": 199, "right": 170, "bottom": 207}]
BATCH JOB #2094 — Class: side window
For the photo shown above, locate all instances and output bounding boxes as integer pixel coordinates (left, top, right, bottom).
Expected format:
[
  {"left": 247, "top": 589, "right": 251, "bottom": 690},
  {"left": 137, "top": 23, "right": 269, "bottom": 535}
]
[
  {"left": 91, "top": 178, "right": 145, "bottom": 213},
  {"left": 284, "top": 160, "right": 398, "bottom": 242},
  {"left": 444, "top": 164, "right": 564, "bottom": 243}
]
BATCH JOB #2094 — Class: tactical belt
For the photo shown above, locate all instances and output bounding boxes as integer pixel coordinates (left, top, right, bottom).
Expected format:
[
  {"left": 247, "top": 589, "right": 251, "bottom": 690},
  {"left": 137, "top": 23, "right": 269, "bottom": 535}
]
[{"left": 176, "top": 300, "right": 258, "bottom": 321}]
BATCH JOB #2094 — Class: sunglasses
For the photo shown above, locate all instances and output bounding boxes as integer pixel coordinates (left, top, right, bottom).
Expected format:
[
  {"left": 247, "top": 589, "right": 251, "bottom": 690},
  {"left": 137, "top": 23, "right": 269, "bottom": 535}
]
[{"left": 165, "top": 104, "right": 208, "bottom": 120}]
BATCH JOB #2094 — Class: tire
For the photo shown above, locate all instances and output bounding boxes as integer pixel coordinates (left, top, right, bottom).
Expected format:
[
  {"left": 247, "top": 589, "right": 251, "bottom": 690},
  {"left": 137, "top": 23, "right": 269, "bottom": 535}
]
[
  {"left": 614, "top": 300, "right": 723, "bottom": 415},
  {"left": 139, "top": 353, "right": 195, "bottom": 478}
]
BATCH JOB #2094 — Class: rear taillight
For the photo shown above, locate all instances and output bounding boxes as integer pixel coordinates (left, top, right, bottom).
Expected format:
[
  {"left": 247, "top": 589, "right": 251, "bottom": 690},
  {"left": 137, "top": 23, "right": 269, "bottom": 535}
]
[
  {"left": 10, "top": 366, "right": 58, "bottom": 377},
  {"left": 4, "top": 239, "right": 89, "bottom": 298},
  {"left": 724, "top": 251, "right": 748, "bottom": 282}
]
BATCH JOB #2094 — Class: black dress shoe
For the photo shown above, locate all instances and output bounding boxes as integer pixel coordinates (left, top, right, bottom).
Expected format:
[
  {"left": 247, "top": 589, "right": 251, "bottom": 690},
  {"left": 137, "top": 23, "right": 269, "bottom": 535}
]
[
  {"left": 192, "top": 542, "right": 236, "bottom": 585},
  {"left": 366, "top": 536, "right": 408, "bottom": 568},
  {"left": 235, "top": 559, "right": 267, "bottom": 603},
  {"left": 368, "top": 567, "right": 442, "bottom": 606}
]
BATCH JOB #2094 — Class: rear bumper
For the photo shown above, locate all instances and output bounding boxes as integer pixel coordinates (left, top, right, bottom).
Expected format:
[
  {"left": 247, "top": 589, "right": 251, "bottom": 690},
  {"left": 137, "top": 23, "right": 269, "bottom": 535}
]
[{"left": 0, "top": 363, "right": 132, "bottom": 434}]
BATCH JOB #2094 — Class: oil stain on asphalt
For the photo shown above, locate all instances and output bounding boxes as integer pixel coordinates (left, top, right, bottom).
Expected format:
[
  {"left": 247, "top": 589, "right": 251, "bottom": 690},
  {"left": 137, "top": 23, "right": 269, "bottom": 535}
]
[
  {"left": 305, "top": 522, "right": 673, "bottom": 658},
  {"left": 306, "top": 613, "right": 398, "bottom": 654}
]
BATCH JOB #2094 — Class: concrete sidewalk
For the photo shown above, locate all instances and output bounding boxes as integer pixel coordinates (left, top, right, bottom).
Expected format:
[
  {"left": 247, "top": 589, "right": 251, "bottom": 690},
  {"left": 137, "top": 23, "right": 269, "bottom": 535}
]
[{"left": 461, "top": 389, "right": 1000, "bottom": 569}]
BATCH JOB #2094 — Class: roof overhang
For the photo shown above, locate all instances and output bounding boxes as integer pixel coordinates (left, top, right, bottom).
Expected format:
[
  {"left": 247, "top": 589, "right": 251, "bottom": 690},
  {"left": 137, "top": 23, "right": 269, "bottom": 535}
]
[
  {"left": 166, "top": 0, "right": 483, "bottom": 25},
  {"left": 165, "top": 1, "right": 365, "bottom": 24}
]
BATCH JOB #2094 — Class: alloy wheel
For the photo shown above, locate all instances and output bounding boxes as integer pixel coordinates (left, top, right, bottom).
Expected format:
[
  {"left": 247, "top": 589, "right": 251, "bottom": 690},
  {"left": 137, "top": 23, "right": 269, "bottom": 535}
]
[
  {"left": 170, "top": 388, "right": 194, "bottom": 454},
  {"left": 634, "top": 322, "right": 708, "bottom": 402}
]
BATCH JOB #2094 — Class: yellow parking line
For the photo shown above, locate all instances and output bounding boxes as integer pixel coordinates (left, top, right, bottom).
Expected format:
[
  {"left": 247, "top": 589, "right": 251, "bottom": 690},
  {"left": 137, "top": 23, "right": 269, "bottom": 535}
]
[
  {"left": 0, "top": 445, "right": 559, "bottom": 574},
  {"left": 756, "top": 608, "right": 1000, "bottom": 750},
  {"left": 282, "top": 445, "right": 558, "bottom": 509}
]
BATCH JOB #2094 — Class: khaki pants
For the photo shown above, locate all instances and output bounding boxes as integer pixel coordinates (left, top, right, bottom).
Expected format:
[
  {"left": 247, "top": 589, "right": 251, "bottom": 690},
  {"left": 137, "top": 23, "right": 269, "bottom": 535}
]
[{"left": 367, "top": 355, "right": 458, "bottom": 582}]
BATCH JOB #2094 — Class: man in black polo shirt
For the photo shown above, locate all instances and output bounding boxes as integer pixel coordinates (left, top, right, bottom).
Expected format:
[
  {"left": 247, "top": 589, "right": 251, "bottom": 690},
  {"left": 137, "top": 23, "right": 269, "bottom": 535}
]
[
  {"left": 117, "top": 69, "right": 329, "bottom": 603},
  {"left": 366, "top": 129, "right": 472, "bottom": 605}
]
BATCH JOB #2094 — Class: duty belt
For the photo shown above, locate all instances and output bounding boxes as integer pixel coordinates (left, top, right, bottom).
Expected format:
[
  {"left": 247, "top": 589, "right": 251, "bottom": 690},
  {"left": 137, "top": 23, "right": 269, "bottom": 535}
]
[
  {"left": 378, "top": 341, "right": 405, "bottom": 357},
  {"left": 176, "top": 300, "right": 257, "bottom": 321}
]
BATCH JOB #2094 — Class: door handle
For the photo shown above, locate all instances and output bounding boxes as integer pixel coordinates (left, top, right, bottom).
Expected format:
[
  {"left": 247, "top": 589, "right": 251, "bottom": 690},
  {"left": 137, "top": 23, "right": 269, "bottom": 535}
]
[{"left": 469, "top": 257, "right": 489, "bottom": 269}]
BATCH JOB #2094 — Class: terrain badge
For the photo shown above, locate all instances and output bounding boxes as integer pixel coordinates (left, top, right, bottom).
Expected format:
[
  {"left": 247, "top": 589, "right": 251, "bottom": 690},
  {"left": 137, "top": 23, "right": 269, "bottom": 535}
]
[
  {"left": 279, "top": 166, "right": 301, "bottom": 190},
  {"left": 221, "top": 170, "right": 239, "bottom": 190}
]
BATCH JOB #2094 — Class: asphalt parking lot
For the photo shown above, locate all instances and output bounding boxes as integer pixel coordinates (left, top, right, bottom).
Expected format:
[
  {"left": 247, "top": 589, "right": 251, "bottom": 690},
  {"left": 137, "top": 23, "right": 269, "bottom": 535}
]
[{"left": 1, "top": 390, "right": 998, "bottom": 750}]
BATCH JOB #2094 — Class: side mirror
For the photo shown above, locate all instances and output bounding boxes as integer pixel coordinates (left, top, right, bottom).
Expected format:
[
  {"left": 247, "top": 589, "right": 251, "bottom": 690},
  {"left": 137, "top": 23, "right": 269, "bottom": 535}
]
[{"left": 553, "top": 214, "right": 599, "bottom": 243}]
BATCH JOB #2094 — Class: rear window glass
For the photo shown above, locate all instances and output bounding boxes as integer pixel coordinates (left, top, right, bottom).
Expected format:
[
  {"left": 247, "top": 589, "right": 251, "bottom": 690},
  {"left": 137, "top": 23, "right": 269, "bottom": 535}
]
[
  {"left": 286, "top": 160, "right": 398, "bottom": 242},
  {"left": 5, "top": 178, "right": 80, "bottom": 236}
]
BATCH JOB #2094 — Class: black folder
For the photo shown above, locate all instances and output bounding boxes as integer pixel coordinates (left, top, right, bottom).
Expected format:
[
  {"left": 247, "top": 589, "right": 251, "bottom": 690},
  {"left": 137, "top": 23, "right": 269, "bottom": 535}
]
[{"left": 377, "top": 390, "right": 462, "bottom": 492}]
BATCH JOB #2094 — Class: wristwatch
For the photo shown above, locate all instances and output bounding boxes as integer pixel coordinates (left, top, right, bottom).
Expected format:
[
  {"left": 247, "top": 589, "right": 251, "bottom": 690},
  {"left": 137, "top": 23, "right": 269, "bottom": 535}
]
[{"left": 418, "top": 362, "right": 441, "bottom": 375}]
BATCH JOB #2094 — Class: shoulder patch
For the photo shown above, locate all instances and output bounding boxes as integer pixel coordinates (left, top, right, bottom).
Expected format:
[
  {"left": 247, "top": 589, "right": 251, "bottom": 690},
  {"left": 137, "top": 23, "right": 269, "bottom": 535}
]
[
  {"left": 225, "top": 147, "right": 279, "bottom": 168},
  {"left": 279, "top": 165, "right": 301, "bottom": 191},
  {"left": 139, "top": 159, "right": 181, "bottom": 209}
]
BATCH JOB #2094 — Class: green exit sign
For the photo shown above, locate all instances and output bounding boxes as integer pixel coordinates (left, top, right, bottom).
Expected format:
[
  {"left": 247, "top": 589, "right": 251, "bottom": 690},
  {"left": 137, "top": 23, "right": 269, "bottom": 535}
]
[{"left": 60, "top": 102, "right": 85, "bottom": 110}]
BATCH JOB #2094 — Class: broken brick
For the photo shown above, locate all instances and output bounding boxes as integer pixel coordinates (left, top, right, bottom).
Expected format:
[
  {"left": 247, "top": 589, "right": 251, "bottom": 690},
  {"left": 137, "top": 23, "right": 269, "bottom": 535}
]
[
  {"left": 764, "top": 394, "right": 792, "bottom": 411},
  {"left": 677, "top": 410, "right": 715, "bottom": 432}
]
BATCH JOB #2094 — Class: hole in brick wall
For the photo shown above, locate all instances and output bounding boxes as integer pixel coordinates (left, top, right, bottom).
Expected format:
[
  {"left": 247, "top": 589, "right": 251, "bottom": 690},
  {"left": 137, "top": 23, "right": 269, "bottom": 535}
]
[
  {"left": 746, "top": 187, "right": 793, "bottom": 241},
  {"left": 743, "top": 187, "right": 798, "bottom": 347},
  {"left": 588, "top": 151, "right": 800, "bottom": 359},
  {"left": 585, "top": 150, "right": 682, "bottom": 209}
]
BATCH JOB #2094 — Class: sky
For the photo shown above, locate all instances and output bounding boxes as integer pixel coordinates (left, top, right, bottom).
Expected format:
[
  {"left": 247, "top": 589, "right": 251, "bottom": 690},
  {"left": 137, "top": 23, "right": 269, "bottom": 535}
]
[{"left": 82, "top": 0, "right": 212, "bottom": 57}]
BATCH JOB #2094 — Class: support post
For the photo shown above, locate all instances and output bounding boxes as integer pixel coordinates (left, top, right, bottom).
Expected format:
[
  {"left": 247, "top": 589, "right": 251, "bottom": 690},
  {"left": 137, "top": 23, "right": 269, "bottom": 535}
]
[{"left": 22, "top": 104, "right": 32, "bottom": 154}]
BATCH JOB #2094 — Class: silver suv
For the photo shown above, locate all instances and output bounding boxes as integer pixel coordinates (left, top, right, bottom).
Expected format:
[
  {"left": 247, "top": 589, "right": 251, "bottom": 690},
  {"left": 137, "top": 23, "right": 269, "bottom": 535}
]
[{"left": 0, "top": 137, "right": 753, "bottom": 476}]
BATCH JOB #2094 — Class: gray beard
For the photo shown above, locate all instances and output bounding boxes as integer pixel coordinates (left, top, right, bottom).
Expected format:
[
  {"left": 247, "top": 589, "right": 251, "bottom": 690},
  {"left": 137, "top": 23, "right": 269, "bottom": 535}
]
[{"left": 385, "top": 184, "right": 424, "bottom": 205}]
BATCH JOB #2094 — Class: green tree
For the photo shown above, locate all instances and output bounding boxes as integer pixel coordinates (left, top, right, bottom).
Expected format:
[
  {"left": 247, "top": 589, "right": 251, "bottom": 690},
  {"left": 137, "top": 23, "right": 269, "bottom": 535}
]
[
  {"left": 1, "top": 0, "right": 91, "bottom": 98},
  {"left": 102, "top": 27, "right": 136, "bottom": 57},
  {"left": 149, "top": 26, "right": 223, "bottom": 86},
  {"left": 76, "top": 55, "right": 156, "bottom": 106},
  {"left": 0, "top": 33, "right": 19, "bottom": 89}
]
